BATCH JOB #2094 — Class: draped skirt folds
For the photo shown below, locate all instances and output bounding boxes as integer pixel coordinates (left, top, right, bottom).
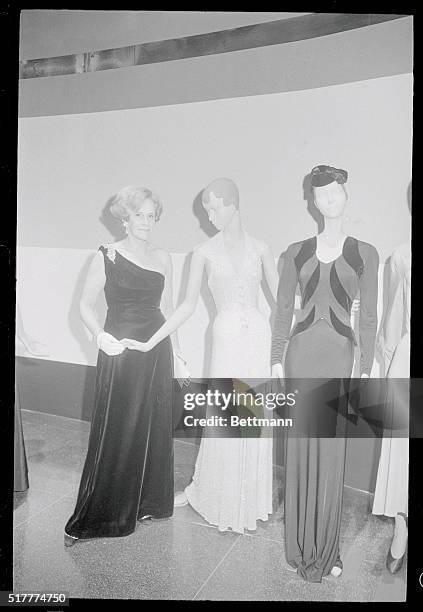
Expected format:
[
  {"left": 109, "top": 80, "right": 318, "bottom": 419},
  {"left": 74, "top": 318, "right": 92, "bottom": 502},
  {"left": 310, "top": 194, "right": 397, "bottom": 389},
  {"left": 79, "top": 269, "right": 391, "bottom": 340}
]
[
  {"left": 184, "top": 309, "right": 274, "bottom": 534},
  {"left": 283, "top": 320, "right": 354, "bottom": 582},
  {"left": 65, "top": 338, "right": 174, "bottom": 539}
]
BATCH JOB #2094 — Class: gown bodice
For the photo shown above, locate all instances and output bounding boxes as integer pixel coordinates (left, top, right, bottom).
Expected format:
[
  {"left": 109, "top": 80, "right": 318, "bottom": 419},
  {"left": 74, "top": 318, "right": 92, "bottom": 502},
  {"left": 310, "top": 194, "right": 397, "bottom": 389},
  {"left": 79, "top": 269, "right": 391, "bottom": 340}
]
[
  {"left": 99, "top": 244, "right": 166, "bottom": 342},
  {"left": 271, "top": 235, "right": 379, "bottom": 376},
  {"left": 195, "top": 232, "right": 265, "bottom": 317},
  {"left": 195, "top": 232, "right": 271, "bottom": 378}
]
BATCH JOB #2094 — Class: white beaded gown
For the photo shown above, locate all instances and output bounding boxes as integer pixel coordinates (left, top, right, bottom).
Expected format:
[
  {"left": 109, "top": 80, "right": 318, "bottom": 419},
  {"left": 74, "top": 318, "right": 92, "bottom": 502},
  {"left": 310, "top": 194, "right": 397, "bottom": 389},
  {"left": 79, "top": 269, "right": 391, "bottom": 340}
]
[
  {"left": 184, "top": 231, "right": 273, "bottom": 533},
  {"left": 373, "top": 243, "right": 410, "bottom": 516}
]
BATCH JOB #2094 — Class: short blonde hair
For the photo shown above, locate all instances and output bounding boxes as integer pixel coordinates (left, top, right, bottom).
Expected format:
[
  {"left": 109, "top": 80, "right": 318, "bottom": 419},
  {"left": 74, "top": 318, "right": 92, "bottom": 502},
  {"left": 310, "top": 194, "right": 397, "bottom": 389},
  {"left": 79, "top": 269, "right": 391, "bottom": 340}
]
[{"left": 109, "top": 186, "right": 163, "bottom": 221}]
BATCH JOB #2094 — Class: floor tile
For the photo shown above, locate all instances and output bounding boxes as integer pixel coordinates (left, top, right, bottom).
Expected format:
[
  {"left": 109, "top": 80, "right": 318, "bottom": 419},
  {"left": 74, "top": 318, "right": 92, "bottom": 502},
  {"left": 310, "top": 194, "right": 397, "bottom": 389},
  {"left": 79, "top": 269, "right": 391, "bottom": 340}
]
[
  {"left": 14, "top": 497, "right": 240, "bottom": 600},
  {"left": 193, "top": 534, "right": 395, "bottom": 602},
  {"left": 14, "top": 410, "right": 407, "bottom": 601},
  {"left": 193, "top": 537, "right": 299, "bottom": 600},
  {"left": 22, "top": 410, "right": 91, "bottom": 433},
  {"left": 23, "top": 457, "right": 82, "bottom": 495},
  {"left": 13, "top": 488, "right": 75, "bottom": 529}
]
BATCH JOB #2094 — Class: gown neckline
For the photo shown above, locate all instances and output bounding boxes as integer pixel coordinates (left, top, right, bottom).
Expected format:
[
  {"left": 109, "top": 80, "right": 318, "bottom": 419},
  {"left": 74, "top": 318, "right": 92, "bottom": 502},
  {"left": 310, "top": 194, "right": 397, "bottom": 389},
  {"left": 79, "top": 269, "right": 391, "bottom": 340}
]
[
  {"left": 217, "top": 231, "right": 252, "bottom": 276},
  {"left": 112, "top": 246, "right": 166, "bottom": 278},
  {"left": 315, "top": 235, "right": 349, "bottom": 265}
]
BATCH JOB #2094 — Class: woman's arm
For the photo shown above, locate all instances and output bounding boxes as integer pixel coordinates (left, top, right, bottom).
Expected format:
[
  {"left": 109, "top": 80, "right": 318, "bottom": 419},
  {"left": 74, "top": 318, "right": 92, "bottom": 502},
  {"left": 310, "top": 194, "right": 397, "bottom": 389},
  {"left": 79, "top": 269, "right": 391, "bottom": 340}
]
[
  {"left": 80, "top": 250, "right": 125, "bottom": 356},
  {"left": 159, "top": 251, "right": 183, "bottom": 354},
  {"left": 79, "top": 251, "right": 107, "bottom": 338},
  {"left": 126, "top": 249, "right": 206, "bottom": 351},
  {"left": 158, "top": 250, "right": 192, "bottom": 384},
  {"left": 271, "top": 244, "right": 298, "bottom": 375},
  {"left": 261, "top": 244, "right": 279, "bottom": 303}
]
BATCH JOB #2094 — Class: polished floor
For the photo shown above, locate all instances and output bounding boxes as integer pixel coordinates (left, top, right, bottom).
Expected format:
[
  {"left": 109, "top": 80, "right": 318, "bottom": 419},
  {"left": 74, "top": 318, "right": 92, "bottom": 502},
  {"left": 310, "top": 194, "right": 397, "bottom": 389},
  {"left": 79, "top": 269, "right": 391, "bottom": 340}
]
[{"left": 14, "top": 410, "right": 407, "bottom": 601}]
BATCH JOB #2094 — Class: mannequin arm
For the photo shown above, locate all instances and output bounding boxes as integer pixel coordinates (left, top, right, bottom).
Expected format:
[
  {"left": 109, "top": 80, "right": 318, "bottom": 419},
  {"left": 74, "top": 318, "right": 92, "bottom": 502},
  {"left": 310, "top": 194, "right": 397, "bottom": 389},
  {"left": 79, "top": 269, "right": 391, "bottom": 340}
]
[{"left": 123, "top": 250, "right": 206, "bottom": 351}]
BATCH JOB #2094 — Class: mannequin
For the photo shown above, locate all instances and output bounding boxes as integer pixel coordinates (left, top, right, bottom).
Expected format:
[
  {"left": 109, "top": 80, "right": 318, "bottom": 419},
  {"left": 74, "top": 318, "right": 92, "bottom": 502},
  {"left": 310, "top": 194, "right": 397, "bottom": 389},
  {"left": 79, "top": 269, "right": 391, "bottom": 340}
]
[
  {"left": 124, "top": 177, "right": 280, "bottom": 533},
  {"left": 271, "top": 165, "right": 379, "bottom": 582},
  {"left": 372, "top": 240, "right": 410, "bottom": 573}
]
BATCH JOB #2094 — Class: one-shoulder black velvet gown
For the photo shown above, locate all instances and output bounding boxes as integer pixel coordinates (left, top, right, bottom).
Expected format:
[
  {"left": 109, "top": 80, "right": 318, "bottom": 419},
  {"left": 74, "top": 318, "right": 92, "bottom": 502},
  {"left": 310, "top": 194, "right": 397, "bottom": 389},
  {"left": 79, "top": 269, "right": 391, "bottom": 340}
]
[{"left": 65, "top": 245, "right": 174, "bottom": 539}]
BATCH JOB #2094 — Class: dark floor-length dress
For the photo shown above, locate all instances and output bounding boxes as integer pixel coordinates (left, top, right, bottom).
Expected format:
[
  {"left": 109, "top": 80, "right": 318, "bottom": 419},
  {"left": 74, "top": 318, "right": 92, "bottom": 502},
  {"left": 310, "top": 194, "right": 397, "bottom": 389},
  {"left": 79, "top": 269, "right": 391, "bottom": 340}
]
[
  {"left": 65, "top": 244, "right": 174, "bottom": 539},
  {"left": 14, "top": 382, "right": 29, "bottom": 492},
  {"left": 271, "top": 236, "right": 379, "bottom": 582}
]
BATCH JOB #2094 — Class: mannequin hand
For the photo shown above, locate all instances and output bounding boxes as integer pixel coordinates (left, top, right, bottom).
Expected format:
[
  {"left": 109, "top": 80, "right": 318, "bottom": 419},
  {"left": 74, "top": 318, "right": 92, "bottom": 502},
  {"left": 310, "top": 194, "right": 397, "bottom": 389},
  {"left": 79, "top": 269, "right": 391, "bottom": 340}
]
[
  {"left": 174, "top": 354, "right": 191, "bottom": 387},
  {"left": 96, "top": 331, "right": 125, "bottom": 356},
  {"left": 351, "top": 298, "right": 360, "bottom": 314},
  {"left": 121, "top": 338, "right": 152, "bottom": 352},
  {"left": 271, "top": 363, "right": 284, "bottom": 379}
]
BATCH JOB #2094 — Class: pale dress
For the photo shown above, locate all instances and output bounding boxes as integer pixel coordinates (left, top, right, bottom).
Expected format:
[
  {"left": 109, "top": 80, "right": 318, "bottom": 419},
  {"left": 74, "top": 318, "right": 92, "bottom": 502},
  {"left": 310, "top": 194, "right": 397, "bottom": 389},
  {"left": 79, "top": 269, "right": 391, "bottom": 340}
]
[
  {"left": 184, "top": 231, "right": 273, "bottom": 533},
  {"left": 373, "top": 243, "right": 410, "bottom": 516}
]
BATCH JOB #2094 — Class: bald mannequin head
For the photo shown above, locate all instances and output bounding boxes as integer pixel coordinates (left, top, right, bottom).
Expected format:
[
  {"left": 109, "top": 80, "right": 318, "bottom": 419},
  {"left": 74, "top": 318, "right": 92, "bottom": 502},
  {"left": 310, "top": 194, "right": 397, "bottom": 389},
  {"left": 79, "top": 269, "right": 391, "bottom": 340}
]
[{"left": 202, "top": 177, "right": 240, "bottom": 210}]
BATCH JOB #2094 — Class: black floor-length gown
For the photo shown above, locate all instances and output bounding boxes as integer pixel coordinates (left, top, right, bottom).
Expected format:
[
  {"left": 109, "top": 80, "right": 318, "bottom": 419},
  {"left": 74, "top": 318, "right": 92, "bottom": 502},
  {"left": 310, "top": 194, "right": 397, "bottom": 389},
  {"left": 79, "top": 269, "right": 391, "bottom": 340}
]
[
  {"left": 272, "top": 236, "right": 379, "bottom": 582},
  {"left": 65, "top": 244, "right": 174, "bottom": 539}
]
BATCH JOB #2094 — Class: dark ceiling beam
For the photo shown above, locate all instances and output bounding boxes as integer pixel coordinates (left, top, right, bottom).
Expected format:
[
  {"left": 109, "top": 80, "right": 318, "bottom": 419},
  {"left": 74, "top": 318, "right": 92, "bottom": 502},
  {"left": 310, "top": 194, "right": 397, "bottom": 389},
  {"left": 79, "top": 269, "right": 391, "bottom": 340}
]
[{"left": 20, "top": 13, "right": 408, "bottom": 79}]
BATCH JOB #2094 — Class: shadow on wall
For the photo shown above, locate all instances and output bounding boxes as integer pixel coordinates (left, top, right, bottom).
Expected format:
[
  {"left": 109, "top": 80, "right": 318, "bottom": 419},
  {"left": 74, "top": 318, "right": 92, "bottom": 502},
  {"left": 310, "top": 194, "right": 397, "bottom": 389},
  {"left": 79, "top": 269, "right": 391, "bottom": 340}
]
[
  {"left": 191, "top": 190, "right": 218, "bottom": 378},
  {"left": 66, "top": 191, "right": 122, "bottom": 419},
  {"left": 67, "top": 252, "right": 105, "bottom": 366},
  {"left": 67, "top": 251, "right": 105, "bottom": 420},
  {"left": 99, "top": 194, "right": 126, "bottom": 241},
  {"left": 68, "top": 192, "right": 124, "bottom": 364},
  {"left": 303, "top": 171, "right": 324, "bottom": 234},
  {"left": 192, "top": 189, "right": 216, "bottom": 239}
]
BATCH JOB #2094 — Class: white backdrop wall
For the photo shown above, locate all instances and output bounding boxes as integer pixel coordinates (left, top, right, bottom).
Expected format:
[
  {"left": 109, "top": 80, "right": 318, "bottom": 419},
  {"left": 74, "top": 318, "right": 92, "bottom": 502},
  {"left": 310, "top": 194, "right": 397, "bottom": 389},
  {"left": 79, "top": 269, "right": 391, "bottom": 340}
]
[
  {"left": 16, "top": 246, "right": 387, "bottom": 378},
  {"left": 17, "top": 74, "right": 412, "bottom": 374},
  {"left": 18, "top": 74, "right": 412, "bottom": 258}
]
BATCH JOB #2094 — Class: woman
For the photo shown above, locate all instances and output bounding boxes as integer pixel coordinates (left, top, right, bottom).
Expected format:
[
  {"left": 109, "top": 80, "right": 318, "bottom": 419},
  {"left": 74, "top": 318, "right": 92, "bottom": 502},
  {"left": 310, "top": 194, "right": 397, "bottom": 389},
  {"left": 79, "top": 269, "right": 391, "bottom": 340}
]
[
  {"left": 271, "top": 165, "right": 379, "bottom": 582},
  {"left": 125, "top": 177, "right": 279, "bottom": 533},
  {"left": 372, "top": 242, "right": 410, "bottom": 573},
  {"left": 64, "top": 186, "right": 187, "bottom": 545}
]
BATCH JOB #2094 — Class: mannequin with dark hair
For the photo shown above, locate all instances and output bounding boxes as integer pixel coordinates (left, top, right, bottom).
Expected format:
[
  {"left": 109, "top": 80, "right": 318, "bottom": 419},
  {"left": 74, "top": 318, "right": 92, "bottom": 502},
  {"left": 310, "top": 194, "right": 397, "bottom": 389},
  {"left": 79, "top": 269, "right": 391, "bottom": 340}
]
[{"left": 271, "top": 165, "right": 379, "bottom": 582}]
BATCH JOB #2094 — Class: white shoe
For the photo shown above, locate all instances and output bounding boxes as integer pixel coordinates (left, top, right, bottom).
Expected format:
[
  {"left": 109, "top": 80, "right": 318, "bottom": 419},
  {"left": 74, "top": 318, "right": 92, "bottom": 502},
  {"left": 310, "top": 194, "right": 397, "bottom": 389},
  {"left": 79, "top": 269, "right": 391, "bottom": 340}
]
[
  {"left": 330, "top": 565, "right": 343, "bottom": 578},
  {"left": 174, "top": 491, "right": 189, "bottom": 507}
]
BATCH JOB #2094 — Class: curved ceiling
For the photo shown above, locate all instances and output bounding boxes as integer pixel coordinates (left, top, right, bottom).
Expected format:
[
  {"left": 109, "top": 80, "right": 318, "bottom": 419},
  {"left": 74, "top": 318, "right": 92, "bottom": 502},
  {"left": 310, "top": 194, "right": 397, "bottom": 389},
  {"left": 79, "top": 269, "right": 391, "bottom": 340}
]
[{"left": 20, "top": 10, "right": 310, "bottom": 60}]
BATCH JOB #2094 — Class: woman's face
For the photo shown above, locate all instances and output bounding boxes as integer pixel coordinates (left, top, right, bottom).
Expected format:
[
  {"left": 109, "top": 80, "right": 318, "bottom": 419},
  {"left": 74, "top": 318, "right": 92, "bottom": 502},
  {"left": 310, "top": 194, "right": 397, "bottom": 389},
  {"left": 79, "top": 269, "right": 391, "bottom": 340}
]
[
  {"left": 203, "top": 191, "right": 236, "bottom": 230},
  {"left": 313, "top": 181, "right": 348, "bottom": 219},
  {"left": 126, "top": 198, "right": 157, "bottom": 240}
]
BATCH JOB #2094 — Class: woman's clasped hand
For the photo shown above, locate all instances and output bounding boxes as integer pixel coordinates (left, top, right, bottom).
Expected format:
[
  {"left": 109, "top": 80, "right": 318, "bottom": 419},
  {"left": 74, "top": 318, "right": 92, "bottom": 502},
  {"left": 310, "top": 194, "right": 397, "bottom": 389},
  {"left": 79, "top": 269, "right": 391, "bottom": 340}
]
[
  {"left": 120, "top": 337, "right": 152, "bottom": 352},
  {"left": 96, "top": 333, "right": 152, "bottom": 355},
  {"left": 96, "top": 331, "right": 126, "bottom": 356}
]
